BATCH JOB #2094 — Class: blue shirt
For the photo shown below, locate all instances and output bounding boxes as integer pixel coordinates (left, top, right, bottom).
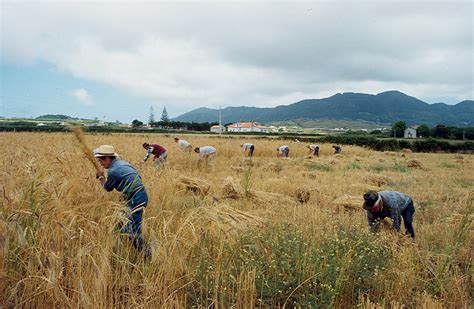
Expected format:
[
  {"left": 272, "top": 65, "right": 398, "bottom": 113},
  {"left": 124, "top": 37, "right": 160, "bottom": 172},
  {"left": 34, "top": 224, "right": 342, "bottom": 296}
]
[
  {"left": 104, "top": 159, "right": 146, "bottom": 201},
  {"left": 367, "top": 191, "right": 413, "bottom": 232}
]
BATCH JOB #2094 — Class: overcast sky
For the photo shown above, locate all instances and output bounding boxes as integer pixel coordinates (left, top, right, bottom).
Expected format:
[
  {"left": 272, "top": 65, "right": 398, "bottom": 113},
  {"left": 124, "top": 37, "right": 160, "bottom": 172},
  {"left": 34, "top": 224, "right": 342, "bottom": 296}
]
[{"left": 1, "top": 0, "right": 472, "bottom": 122}]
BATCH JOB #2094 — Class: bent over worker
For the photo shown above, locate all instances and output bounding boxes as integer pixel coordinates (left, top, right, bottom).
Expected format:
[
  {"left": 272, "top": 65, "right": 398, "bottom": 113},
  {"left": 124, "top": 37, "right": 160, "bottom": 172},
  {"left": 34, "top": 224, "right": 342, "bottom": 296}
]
[
  {"left": 174, "top": 137, "right": 192, "bottom": 152},
  {"left": 363, "top": 190, "right": 415, "bottom": 238},
  {"left": 308, "top": 144, "right": 319, "bottom": 157},
  {"left": 142, "top": 142, "right": 168, "bottom": 170},
  {"left": 241, "top": 143, "right": 255, "bottom": 157},
  {"left": 95, "top": 145, "right": 151, "bottom": 257},
  {"left": 277, "top": 145, "right": 289, "bottom": 157}
]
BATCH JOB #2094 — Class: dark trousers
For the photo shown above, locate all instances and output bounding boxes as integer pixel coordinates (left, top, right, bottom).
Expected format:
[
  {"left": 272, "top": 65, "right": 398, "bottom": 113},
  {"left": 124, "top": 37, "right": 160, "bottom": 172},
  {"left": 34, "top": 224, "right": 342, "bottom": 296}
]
[
  {"left": 402, "top": 202, "right": 415, "bottom": 238},
  {"left": 119, "top": 190, "right": 151, "bottom": 257},
  {"left": 249, "top": 145, "right": 255, "bottom": 157}
]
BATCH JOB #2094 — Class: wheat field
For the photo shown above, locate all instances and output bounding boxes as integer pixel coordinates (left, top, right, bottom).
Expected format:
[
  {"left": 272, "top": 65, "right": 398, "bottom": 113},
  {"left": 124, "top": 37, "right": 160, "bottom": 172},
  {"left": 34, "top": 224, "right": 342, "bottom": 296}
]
[{"left": 1, "top": 132, "right": 472, "bottom": 308}]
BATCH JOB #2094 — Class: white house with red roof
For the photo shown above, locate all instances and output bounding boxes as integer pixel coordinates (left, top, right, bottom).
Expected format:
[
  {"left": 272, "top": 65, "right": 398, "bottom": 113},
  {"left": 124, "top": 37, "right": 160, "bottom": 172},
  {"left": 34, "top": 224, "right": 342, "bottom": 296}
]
[
  {"left": 210, "top": 124, "right": 226, "bottom": 133},
  {"left": 227, "top": 122, "right": 268, "bottom": 133}
]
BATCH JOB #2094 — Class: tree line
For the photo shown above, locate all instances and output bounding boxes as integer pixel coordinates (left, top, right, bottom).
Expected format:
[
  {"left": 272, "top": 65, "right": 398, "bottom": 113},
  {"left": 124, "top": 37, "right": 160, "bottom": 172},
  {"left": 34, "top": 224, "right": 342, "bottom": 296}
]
[{"left": 389, "top": 121, "right": 473, "bottom": 140}]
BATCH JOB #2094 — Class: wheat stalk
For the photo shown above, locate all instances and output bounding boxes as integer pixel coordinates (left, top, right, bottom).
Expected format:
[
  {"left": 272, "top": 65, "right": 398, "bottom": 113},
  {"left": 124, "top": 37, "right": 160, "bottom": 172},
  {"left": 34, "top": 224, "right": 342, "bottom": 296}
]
[{"left": 70, "top": 126, "right": 101, "bottom": 172}]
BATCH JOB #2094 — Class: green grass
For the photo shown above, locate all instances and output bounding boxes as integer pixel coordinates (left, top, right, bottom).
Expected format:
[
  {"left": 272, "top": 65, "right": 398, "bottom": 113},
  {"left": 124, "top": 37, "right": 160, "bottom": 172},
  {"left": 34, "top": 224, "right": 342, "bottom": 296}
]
[{"left": 307, "top": 162, "right": 332, "bottom": 172}]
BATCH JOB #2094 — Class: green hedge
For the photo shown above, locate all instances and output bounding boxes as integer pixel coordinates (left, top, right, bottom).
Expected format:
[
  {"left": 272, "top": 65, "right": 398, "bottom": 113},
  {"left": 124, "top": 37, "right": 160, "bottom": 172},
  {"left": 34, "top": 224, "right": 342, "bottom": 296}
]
[{"left": 282, "top": 135, "right": 474, "bottom": 153}]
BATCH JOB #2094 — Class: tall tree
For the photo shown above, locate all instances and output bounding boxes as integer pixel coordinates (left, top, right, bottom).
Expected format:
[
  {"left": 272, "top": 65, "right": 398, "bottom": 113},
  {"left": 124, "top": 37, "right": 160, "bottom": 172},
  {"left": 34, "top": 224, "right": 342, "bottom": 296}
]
[
  {"left": 391, "top": 121, "right": 407, "bottom": 138},
  {"left": 161, "top": 106, "right": 169, "bottom": 122},
  {"left": 416, "top": 124, "right": 431, "bottom": 138},
  {"left": 148, "top": 106, "right": 155, "bottom": 125},
  {"left": 132, "top": 119, "right": 143, "bottom": 128}
]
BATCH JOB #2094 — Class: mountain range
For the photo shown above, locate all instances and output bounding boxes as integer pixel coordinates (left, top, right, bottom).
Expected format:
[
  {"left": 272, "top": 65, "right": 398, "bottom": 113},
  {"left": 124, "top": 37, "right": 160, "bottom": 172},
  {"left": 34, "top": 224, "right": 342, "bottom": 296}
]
[{"left": 173, "top": 91, "right": 474, "bottom": 127}]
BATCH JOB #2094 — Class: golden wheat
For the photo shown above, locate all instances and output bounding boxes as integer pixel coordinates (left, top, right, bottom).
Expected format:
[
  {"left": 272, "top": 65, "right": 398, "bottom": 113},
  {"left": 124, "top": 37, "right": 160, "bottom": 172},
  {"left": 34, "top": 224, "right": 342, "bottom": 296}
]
[{"left": 0, "top": 132, "right": 472, "bottom": 307}]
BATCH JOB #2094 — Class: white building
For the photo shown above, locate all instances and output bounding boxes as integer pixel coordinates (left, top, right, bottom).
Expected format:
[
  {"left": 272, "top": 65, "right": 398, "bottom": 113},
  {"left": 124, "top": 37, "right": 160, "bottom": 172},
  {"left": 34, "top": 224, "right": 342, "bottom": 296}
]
[
  {"left": 210, "top": 124, "right": 226, "bottom": 133},
  {"left": 227, "top": 122, "right": 268, "bottom": 133},
  {"left": 404, "top": 127, "right": 417, "bottom": 139}
]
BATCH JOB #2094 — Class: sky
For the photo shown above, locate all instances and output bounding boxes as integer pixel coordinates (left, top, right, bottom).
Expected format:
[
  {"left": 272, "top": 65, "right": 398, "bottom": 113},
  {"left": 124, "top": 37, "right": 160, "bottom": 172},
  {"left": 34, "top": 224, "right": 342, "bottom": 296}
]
[{"left": 1, "top": 0, "right": 473, "bottom": 123}]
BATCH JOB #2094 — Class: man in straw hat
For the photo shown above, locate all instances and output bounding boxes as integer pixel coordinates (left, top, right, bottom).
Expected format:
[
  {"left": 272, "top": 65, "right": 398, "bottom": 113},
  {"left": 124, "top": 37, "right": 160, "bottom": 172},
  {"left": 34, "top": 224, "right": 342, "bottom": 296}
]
[
  {"left": 363, "top": 190, "right": 415, "bottom": 238},
  {"left": 95, "top": 145, "right": 151, "bottom": 257}
]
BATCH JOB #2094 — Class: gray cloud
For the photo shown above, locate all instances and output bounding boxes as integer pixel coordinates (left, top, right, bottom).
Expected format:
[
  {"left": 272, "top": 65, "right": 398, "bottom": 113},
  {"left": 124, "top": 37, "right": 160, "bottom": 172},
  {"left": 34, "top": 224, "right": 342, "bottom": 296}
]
[{"left": 1, "top": 1, "right": 472, "bottom": 117}]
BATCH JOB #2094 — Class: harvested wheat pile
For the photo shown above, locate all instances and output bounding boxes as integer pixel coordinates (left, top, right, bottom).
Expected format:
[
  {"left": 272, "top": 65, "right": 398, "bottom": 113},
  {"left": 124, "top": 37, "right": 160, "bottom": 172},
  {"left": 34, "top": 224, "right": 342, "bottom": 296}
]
[
  {"left": 302, "top": 171, "right": 318, "bottom": 180},
  {"left": 454, "top": 155, "right": 464, "bottom": 160},
  {"left": 197, "top": 204, "right": 266, "bottom": 236},
  {"left": 263, "top": 162, "right": 281, "bottom": 172},
  {"left": 294, "top": 187, "right": 310, "bottom": 204},
  {"left": 402, "top": 148, "right": 413, "bottom": 154},
  {"left": 177, "top": 176, "right": 211, "bottom": 196},
  {"left": 328, "top": 160, "right": 337, "bottom": 165},
  {"left": 241, "top": 158, "right": 254, "bottom": 167},
  {"left": 248, "top": 190, "right": 296, "bottom": 206},
  {"left": 364, "top": 174, "right": 392, "bottom": 187},
  {"left": 230, "top": 166, "right": 244, "bottom": 173},
  {"left": 385, "top": 151, "right": 397, "bottom": 156},
  {"left": 222, "top": 177, "right": 241, "bottom": 199},
  {"left": 377, "top": 157, "right": 386, "bottom": 163},
  {"left": 407, "top": 159, "right": 423, "bottom": 169},
  {"left": 333, "top": 195, "right": 362, "bottom": 211}
]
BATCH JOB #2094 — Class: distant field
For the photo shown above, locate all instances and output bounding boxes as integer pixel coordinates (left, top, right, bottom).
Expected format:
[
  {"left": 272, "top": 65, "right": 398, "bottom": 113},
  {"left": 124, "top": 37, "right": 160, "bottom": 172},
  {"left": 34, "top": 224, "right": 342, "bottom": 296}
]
[{"left": 1, "top": 132, "right": 472, "bottom": 307}]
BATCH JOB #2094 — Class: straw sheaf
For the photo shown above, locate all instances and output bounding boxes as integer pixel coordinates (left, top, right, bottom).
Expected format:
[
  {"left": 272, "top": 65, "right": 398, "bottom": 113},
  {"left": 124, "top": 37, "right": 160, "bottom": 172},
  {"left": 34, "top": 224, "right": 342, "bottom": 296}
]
[
  {"left": 294, "top": 187, "right": 311, "bottom": 204},
  {"left": 407, "top": 159, "right": 424, "bottom": 169},
  {"left": 364, "top": 173, "right": 393, "bottom": 187},
  {"left": 176, "top": 176, "right": 211, "bottom": 196},
  {"left": 302, "top": 171, "right": 318, "bottom": 180},
  {"left": 332, "top": 195, "right": 363, "bottom": 212},
  {"left": 263, "top": 162, "right": 281, "bottom": 172},
  {"left": 222, "top": 177, "right": 242, "bottom": 199},
  {"left": 195, "top": 204, "right": 266, "bottom": 236},
  {"left": 247, "top": 190, "right": 296, "bottom": 206}
]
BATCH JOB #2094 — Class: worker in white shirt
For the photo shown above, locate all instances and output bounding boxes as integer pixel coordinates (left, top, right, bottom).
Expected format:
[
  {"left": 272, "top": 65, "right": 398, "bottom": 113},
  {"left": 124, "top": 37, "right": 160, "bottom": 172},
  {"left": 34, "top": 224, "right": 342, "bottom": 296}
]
[
  {"left": 276, "top": 145, "right": 290, "bottom": 157},
  {"left": 174, "top": 137, "right": 192, "bottom": 152},
  {"left": 308, "top": 144, "right": 320, "bottom": 157},
  {"left": 194, "top": 146, "right": 217, "bottom": 165},
  {"left": 241, "top": 143, "right": 255, "bottom": 157}
]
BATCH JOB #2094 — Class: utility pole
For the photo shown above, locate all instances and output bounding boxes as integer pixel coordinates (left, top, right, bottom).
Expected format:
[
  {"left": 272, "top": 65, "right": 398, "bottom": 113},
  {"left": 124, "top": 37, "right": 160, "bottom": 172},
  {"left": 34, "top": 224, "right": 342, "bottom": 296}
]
[{"left": 219, "top": 107, "right": 222, "bottom": 136}]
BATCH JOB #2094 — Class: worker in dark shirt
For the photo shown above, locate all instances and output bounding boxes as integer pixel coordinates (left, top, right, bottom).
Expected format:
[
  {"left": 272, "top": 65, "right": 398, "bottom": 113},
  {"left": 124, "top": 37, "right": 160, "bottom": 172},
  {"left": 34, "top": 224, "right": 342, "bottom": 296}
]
[
  {"left": 142, "top": 142, "right": 168, "bottom": 170},
  {"left": 95, "top": 145, "right": 151, "bottom": 257},
  {"left": 363, "top": 190, "right": 415, "bottom": 238},
  {"left": 333, "top": 145, "right": 342, "bottom": 154}
]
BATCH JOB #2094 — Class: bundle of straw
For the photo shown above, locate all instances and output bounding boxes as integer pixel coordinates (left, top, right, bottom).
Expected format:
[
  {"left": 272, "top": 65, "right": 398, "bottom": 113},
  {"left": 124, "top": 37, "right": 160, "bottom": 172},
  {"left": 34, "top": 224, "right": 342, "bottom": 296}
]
[
  {"left": 70, "top": 126, "right": 100, "bottom": 172},
  {"left": 332, "top": 195, "right": 363, "bottom": 211},
  {"left": 294, "top": 187, "right": 311, "bottom": 204},
  {"left": 177, "top": 176, "right": 211, "bottom": 196},
  {"left": 222, "top": 177, "right": 241, "bottom": 199}
]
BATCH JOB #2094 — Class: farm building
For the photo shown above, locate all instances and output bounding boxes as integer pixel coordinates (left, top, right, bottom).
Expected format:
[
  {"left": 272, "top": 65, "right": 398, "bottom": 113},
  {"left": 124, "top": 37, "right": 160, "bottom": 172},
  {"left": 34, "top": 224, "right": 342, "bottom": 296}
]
[
  {"left": 210, "top": 124, "right": 226, "bottom": 133},
  {"left": 227, "top": 122, "right": 268, "bottom": 133},
  {"left": 404, "top": 127, "right": 417, "bottom": 138}
]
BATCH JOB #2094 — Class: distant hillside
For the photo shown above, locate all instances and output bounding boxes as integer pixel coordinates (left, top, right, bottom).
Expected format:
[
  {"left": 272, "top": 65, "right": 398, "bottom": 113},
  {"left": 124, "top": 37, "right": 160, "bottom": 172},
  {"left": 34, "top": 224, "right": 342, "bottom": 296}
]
[
  {"left": 174, "top": 91, "right": 474, "bottom": 127},
  {"left": 35, "top": 114, "right": 73, "bottom": 120}
]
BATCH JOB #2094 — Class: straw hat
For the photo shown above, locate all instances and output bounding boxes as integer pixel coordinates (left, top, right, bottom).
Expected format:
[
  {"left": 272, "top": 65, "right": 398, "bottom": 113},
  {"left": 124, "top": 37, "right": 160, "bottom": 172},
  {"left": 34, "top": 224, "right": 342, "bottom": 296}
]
[{"left": 94, "top": 145, "right": 118, "bottom": 157}]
